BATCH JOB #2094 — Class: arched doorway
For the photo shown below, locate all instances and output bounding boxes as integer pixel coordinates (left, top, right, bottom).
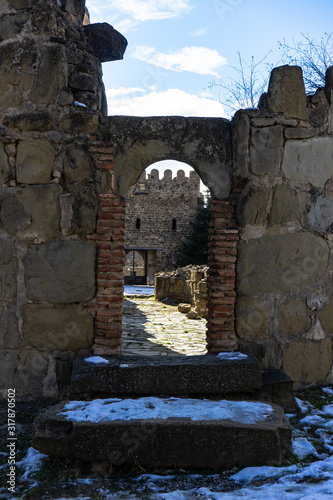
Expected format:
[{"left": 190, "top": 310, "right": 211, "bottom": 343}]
[
  {"left": 122, "top": 160, "right": 209, "bottom": 355},
  {"left": 89, "top": 116, "right": 239, "bottom": 356}
]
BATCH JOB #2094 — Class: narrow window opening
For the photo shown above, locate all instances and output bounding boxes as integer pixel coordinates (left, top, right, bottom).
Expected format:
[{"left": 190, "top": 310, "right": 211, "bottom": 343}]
[
  {"left": 172, "top": 218, "right": 177, "bottom": 231},
  {"left": 136, "top": 218, "right": 141, "bottom": 230}
]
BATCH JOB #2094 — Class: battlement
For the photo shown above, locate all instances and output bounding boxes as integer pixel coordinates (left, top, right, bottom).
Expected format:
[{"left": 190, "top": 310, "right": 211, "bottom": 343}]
[{"left": 131, "top": 168, "right": 201, "bottom": 197}]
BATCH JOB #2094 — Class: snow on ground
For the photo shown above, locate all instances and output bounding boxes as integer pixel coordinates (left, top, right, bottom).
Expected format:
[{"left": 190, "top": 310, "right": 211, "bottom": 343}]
[
  {"left": 4, "top": 387, "right": 333, "bottom": 499},
  {"left": 62, "top": 397, "right": 273, "bottom": 424},
  {"left": 124, "top": 285, "right": 155, "bottom": 295}
]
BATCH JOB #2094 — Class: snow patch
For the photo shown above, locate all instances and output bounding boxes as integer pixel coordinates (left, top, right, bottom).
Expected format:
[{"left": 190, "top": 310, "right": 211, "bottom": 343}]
[
  {"left": 216, "top": 352, "right": 248, "bottom": 361},
  {"left": 293, "top": 437, "right": 318, "bottom": 459},
  {"left": 85, "top": 356, "right": 109, "bottom": 364},
  {"left": 16, "top": 447, "right": 48, "bottom": 481},
  {"left": 62, "top": 397, "right": 273, "bottom": 424}
]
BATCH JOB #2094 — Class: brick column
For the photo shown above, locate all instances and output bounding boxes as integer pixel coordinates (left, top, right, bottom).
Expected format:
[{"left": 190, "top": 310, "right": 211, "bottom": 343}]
[
  {"left": 86, "top": 141, "right": 125, "bottom": 355},
  {"left": 206, "top": 200, "right": 239, "bottom": 352}
]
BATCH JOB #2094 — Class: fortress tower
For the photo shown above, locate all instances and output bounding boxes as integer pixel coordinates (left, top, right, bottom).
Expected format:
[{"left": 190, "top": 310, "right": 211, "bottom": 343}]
[{"left": 124, "top": 168, "right": 202, "bottom": 284}]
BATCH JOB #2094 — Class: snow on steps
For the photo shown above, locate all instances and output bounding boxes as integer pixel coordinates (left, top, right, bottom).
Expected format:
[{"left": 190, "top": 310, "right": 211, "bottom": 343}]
[
  {"left": 32, "top": 352, "right": 294, "bottom": 469},
  {"left": 32, "top": 396, "right": 292, "bottom": 469}
]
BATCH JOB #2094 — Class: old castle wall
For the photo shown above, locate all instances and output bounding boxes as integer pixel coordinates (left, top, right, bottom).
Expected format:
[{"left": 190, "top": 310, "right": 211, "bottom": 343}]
[
  {"left": 1, "top": 0, "right": 333, "bottom": 399},
  {"left": 125, "top": 168, "right": 202, "bottom": 275}
]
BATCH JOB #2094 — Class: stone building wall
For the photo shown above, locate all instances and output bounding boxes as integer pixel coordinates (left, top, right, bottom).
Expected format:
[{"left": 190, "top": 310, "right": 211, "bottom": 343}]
[
  {"left": 3, "top": 0, "right": 333, "bottom": 400},
  {"left": 125, "top": 168, "right": 202, "bottom": 274},
  {"left": 234, "top": 65, "right": 333, "bottom": 385},
  {"left": 0, "top": 0, "right": 126, "bottom": 399}
]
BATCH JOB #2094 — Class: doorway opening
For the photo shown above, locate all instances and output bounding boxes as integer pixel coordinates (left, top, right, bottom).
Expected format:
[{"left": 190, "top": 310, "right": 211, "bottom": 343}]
[{"left": 122, "top": 160, "right": 209, "bottom": 356}]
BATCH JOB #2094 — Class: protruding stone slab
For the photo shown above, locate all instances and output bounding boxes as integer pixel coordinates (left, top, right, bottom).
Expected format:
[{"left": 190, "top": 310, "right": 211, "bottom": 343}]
[
  {"left": 84, "top": 23, "right": 128, "bottom": 63},
  {"left": 33, "top": 398, "right": 292, "bottom": 469},
  {"left": 70, "top": 354, "right": 262, "bottom": 398},
  {"left": 266, "top": 65, "right": 307, "bottom": 119}
]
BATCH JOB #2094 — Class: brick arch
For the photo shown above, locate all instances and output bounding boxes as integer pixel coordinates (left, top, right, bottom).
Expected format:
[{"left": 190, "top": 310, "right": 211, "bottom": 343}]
[{"left": 87, "top": 116, "right": 239, "bottom": 355}]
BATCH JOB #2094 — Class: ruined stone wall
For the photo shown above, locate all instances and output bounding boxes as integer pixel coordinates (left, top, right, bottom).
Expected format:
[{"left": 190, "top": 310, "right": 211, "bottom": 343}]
[
  {"left": 0, "top": 0, "right": 126, "bottom": 399},
  {"left": 125, "top": 168, "right": 202, "bottom": 272},
  {"left": 155, "top": 266, "right": 208, "bottom": 317},
  {"left": 234, "top": 65, "right": 333, "bottom": 385}
]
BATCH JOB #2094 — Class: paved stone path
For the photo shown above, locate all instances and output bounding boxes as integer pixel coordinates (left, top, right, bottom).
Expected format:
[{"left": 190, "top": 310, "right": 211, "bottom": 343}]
[{"left": 121, "top": 295, "right": 207, "bottom": 356}]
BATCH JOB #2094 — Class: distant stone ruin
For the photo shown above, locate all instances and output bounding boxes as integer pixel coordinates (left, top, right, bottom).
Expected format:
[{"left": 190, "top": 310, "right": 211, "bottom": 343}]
[{"left": 1, "top": 0, "right": 333, "bottom": 400}]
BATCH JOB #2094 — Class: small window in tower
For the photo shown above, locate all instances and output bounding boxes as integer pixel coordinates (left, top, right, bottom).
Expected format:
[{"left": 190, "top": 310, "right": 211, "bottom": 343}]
[
  {"left": 172, "top": 218, "right": 177, "bottom": 231},
  {"left": 136, "top": 218, "right": 141, "bottom": 230}
]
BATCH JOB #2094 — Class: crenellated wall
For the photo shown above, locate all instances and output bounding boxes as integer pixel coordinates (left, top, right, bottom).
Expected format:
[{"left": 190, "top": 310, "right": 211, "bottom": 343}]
[{"left": 125, "top": 168, "right": 202, "bottom": 274}]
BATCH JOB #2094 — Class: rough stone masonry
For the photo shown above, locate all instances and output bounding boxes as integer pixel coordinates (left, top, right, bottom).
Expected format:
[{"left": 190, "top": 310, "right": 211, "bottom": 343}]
[{"left": 1, "top": 0, "right": 333, "bottom": 400}]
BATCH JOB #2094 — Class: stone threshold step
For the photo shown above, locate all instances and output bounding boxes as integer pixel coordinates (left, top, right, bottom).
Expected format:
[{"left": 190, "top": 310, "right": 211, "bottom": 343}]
[
  {"left": 33, "top": 397, "right": 292, "bottom": 469},
  {"left": 70, "top": 353, "right": 262, "bottom": 398}
]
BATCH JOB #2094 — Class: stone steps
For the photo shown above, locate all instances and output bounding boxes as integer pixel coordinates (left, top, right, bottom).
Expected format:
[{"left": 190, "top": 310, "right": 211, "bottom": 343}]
[
  {"left": 32, "top": 397, "right": 292, "bottom": 469},
  {"left": 32, "top": 353, "right": 295, "bottom": 470},
  {"left": 69, "top": 353, "right": 262, "bottom": 398}
]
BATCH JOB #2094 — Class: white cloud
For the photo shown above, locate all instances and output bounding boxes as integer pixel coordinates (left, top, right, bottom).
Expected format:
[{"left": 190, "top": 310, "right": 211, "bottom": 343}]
[
  {"left": 106, "top": 87, "right": 145, "bottom": 98},
  {"left": 107, "top": 0, "right": 191, "bottom": 21},
  {"left": 191, "top": 28, "right": 207, "bottom": 37},
  {"left": 107, "top": 88, "right": 226, "bottom": 117},
  {"left": 87, "top": 0, "right": 191, "bottom": 26},
  {"left": 132, "top": 46, "right": 227, "bottom": 76}
]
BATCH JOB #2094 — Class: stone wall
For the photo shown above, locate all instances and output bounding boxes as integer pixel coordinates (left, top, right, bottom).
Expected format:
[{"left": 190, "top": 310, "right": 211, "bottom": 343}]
[
  {"left": 3, "top": 0, "right": 333, "bottom": 399},
  {"left": 0, "top": 0, "right": 126, "bottom": 399},
  {"left": 125, "top": 168, "right": 202, "bottom": 274},
  {"left": 234, "top": 65, "right": 333, "bottom": 385},
  {"left": 155, "top": 266, "right": 208, "bottom": 317}
]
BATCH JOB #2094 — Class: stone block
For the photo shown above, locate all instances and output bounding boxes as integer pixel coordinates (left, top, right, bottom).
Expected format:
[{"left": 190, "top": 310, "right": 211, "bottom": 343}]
[
  {"left": 232, "top": 110, "right": 250, "bottom": 178},
  {"left": 3, "top": 112, "right": 52, "bottom": 132},
  {"left": 283, "top": 338, "right": 332, "bottom": 384},
  {"left": 282, "top": 137, "right": 333, "bottom": 187},
  {"left": 16, "top": 139, "right": 54, "bottom": 184},
  {"left": 305, "top": 194, "right": 333, "bottom": 233},
  {"left": 319, "top": 295, "right": 333, "bottom": 334},
  {"left": 9, "top": 0, "right": 35, "bottom": 8},
  {"left": 84, "top": 22, "right": 128, "bottom": 63},
  {"left": 0, "top": 349, "right": 50, "bottom": 401},
  {"left": 33, "top": 399, "right": 292, "bottom": 468},
  {"left": 0, "top": 185, "right": 61, "bottom": 237},
  {"left": 237, "top": 233, "right": 329, "bottom": 295},
  {"left": 0, "top": 142, "right": 10, "bottom": 185},
  {"left": 0, "top": 12, "right": 28, "bottom": 42},
  {"left": 67, "top": 184, "right": 98, "bottom": 234},
  {"left": 61, "top": 111, "right": 99, "bottom": 134},
  {"left": 22, "top": 304, "right": 94, "bottom": 350},
  {"left": 325, "top": 66, "right": 333, "bottom": 103},
  {"left": 70, "top": 354, "right": 262, "bottom": 397},
  {"left": 235, "top": 297, "right": 270, "bottom": 340},
  {"left": 237, "top": 182, "right": 271, "bottom": 226},
  {"left": 30, "top": 45, "right": 67, "bottom": 104},
  {"left": 266, "top": 65, "right": 307, "bottom": 119},
  {"left": 279, "top": 299, "right": 309, "bottom": 334},
  {"left": 25, "top": 240, "right": 96, "bottom": 303},
  {"left": 0, "top": 239, "right": 17, "bottom": 300},
  {"left": 68, "top": 72, "right": 98, "bottom": 93},
  {"left": 178, "top": 303, "right": 191, "bottom": 313},
  {"left": 2, "top": 308, "right": 20, "bottom": 349},
  {"left": 63, "top": 143, "right": 95, "bottom": 183},
  {"left": 250, "top": 125, "right": 283, "bottom": 176},
  {"left": 268, "top": 184, "right": 300, "bottom": 226}
]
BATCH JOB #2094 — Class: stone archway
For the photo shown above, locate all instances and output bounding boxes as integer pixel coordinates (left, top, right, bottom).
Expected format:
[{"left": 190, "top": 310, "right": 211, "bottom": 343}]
[{"left": 89, "top": 116, "right": 239, "bottom": 355}]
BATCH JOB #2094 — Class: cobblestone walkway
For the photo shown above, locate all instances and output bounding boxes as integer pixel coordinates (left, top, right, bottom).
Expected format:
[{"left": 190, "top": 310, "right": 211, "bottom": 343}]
[{"left": 121, "top": 295, "right": 207, "bottom": 356}]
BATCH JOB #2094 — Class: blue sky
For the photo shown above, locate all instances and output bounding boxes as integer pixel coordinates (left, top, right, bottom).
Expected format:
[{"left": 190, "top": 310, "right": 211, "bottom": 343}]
[
  {"left": 85, "top": 0, "right": 333, "bottom": 178},
  {"left": 86, "top": 0, "right": 333, "bottom": 119}
]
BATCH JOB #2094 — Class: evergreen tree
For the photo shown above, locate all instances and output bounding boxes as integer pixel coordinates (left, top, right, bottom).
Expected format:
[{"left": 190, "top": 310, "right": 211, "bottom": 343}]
[{"left": 177, "top": 194, "right": 212, "bottom": 267}]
